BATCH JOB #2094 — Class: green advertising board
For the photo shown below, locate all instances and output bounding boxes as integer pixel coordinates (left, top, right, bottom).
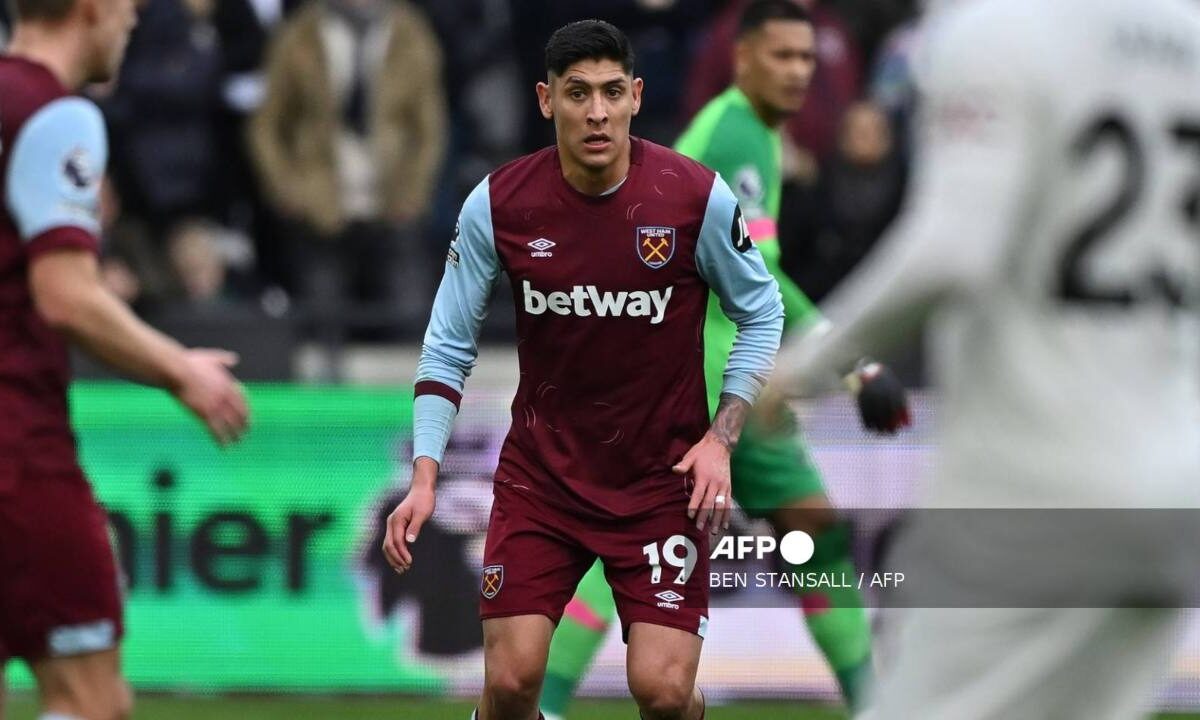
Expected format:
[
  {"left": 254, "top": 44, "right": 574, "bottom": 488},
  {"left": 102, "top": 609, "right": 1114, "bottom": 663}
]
[{"left": 7, "top": 383, "right": 461, "bottom": 692}]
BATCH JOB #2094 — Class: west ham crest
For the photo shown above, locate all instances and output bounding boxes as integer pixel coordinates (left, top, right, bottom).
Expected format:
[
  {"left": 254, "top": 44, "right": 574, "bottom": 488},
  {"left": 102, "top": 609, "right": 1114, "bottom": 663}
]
[
  {"left": 481, "top": 565, "right": 504, "bottom": 599},
  {"left": 636, "top": 226, "right": 676, "bottom": 269}
]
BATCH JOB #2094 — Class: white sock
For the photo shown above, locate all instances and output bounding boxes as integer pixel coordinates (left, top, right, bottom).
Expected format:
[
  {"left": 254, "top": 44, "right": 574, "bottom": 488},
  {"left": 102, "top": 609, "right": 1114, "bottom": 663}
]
[
  {"left": 544, "top": 713, "right": 565, "bottom": 720},
  {"left": 40, "top": 714, "right": 86, "bottom": 720}
]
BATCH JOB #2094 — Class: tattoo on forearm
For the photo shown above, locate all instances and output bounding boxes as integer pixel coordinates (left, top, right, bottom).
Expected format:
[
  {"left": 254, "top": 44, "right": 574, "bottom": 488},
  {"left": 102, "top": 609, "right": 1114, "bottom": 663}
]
[{"left": 709, "top": 394, "right": 750, "bottom": 450}]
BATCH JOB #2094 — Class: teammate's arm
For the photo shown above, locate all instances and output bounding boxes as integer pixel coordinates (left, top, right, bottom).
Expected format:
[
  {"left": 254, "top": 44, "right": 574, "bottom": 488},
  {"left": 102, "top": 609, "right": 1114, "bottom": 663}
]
[
  {"left": 384, "top": 177, "right": 499, "bottom": 574},
  {"left": 29, "top": 251, "right": 247, "bottom": 444},
  {"left": 7, "top": 97, "right": 247, "bottom": 445},
  {"left": 770, "top": 16, "right": 1038, "bottom": 396},
  {"left": 680, "top": 176, "right": 785, "bottom": 532}
]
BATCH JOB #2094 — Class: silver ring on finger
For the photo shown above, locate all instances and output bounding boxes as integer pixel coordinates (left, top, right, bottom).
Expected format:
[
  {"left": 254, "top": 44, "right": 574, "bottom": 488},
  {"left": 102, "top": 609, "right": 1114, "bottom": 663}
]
[{"left": 715, "top": 495, "right": 726, "bottom": 504}]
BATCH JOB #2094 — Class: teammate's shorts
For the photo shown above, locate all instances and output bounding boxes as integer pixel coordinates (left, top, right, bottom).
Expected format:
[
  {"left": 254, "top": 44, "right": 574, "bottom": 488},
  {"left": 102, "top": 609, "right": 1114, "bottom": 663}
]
[
  {"left": 0, "top": 466, "right": 124, "bottom": 662},
  {"left": 480, "top": 481, "right": 709, "bottom": 642},
  {"left": 731, "top": 411, "right": 824, "bottom": 517}
]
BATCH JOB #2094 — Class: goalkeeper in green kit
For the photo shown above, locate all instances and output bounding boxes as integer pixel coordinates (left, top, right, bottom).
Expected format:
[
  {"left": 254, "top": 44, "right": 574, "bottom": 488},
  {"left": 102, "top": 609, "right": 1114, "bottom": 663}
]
[{"left": 538, "top": 2, "right": 910, "bottom": 717}]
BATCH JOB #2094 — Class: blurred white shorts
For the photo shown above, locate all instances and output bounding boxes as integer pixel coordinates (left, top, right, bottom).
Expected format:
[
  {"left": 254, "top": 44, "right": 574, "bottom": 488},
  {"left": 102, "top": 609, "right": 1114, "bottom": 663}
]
[{"left": 860, "top": 606, "right": 1184, "bottom": 720}]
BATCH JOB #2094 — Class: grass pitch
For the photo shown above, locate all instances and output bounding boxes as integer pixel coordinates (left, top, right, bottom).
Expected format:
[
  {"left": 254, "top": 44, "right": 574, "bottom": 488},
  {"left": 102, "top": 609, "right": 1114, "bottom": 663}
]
[{"left": 4, "top": 696, "right": 1200, "bottom": 719}]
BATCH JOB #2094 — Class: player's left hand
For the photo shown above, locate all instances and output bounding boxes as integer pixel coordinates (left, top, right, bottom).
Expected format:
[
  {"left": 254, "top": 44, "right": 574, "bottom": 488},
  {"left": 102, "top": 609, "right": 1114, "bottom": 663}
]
[
  {"left": 674, "top": 434, "right": 733, "bottom": 534},
  {"left": 847, "top": 360, "right": 911, "bottom": 434}
]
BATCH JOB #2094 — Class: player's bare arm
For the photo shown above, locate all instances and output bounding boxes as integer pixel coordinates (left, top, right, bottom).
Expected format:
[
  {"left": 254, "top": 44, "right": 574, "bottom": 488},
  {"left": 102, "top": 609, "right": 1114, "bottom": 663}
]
[
  {"left": 29, "top": 249, "right": 249, "bottom": 445},
  {"left": 674, "top": 393, "right": 748, "bottom": 534}
]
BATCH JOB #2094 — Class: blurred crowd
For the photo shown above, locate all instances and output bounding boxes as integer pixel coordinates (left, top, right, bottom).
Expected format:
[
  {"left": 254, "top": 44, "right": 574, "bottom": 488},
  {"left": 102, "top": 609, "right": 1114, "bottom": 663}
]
[{"left": 0, "top": 0, "right": 924, "bottom": 344}]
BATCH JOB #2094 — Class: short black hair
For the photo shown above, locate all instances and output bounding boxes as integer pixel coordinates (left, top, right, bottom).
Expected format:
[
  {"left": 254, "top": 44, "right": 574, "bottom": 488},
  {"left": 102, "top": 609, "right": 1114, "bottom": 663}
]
[
  {"left": 738, "top": 0, "right": 812, "bottom": 38},
  {"left": 544, "top": 19, "right": 635, "bottom": 77},
  {"left": 9, "top": 0, "right": 76, "bottom": 22}
]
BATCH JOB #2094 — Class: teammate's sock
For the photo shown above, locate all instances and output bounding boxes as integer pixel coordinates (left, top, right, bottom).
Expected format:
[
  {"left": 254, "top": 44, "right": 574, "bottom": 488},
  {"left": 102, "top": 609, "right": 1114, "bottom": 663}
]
[
  {"left": 541, "top": 562, "right": 616, "bottom": 717},
  {"left": 792, "top": 523, "right": 874, "bottom": 712},
  {"left": 39, "top": 714, "right": 86, "bottom": 720}
]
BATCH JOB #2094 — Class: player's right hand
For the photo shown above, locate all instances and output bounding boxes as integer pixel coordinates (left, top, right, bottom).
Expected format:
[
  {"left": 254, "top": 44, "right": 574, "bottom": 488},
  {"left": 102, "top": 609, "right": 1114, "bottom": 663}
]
[
  {"left": 383, "top": 463, "right": 437, "bottom": 574},
  {"left": 172, "top": 349, "right": 249, "bottom": 446}
]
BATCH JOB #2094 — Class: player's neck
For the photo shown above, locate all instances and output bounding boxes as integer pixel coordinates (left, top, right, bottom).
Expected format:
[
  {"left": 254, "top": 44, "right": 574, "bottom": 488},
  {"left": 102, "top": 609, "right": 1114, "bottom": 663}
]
[
  {"left": 736, "top": 82, "right": 787, "bottom": 130},
  {"left": 7, "top": 25, "right": 88, "bottom": 90},
  {"left": 558, "top": 142, "right": 632, "bottom": 197}
]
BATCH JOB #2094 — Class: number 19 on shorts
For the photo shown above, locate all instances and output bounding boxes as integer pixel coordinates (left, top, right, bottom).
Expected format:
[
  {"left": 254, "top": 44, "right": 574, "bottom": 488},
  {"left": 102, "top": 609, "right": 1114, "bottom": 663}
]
[{"left": 643, "top": 535, "right": 698, "bottom": 585}]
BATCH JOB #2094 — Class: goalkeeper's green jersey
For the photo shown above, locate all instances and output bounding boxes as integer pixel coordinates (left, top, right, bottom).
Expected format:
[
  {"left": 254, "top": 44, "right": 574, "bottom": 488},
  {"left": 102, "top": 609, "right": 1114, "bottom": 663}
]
[{"left": 675, "top": 86, "right": 822, "bottom": 415}]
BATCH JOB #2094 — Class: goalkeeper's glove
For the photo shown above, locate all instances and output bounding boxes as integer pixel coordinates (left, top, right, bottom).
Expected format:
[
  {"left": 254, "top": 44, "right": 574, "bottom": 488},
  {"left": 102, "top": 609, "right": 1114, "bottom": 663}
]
[{"left": 845, "top": 359, "right": 910, "bottom": 434}]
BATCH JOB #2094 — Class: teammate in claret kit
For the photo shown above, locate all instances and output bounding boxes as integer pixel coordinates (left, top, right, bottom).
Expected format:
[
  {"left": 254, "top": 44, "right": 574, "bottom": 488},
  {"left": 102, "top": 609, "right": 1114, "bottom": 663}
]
[
  {"left": 0, "top": 1, "right": 249, "bottom": 717},
  {"left": 383, "top": 18, "right": 784, "bottom": 720}
]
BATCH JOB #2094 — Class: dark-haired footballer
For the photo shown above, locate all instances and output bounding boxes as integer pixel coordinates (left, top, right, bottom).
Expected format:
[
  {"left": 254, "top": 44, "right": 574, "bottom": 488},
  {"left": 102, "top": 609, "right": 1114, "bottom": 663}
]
[
  {"left": 382, "top": 18, "right": 784, "bottom": 720},
  {"left": 539, "top": 3, "right": 911, "bottom": 717}
]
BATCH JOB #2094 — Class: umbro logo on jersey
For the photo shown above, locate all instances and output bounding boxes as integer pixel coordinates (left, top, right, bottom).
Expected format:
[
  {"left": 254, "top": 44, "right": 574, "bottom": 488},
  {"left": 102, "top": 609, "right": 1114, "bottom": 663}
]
[
  {"left": 528, "top": 238, "right": 556, "bottom": 258},
  {"left": 522, "top": 280, "right": 673, "bottom": 325},
  {"left": 655, "top": 589, "right": 684, "bottom": 610}
]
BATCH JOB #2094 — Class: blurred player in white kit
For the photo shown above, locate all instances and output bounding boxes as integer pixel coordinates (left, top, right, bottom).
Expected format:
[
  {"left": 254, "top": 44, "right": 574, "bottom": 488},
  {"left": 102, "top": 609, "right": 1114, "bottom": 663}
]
[{"left": 767, "top": 0, "right": 1200, "bottom": 717}]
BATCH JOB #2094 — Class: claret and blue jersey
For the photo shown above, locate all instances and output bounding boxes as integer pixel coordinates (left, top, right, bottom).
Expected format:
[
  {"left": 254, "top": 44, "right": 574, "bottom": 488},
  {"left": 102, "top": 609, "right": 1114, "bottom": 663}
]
[
  {"left": 414, "top": 138, "right": 784, "bottom": 519},
  {"left": 0, "top": 56, "right": 106, "bottom": 474},
  {"left": 0, "top": 54, "right": 125, "bottom": 663}
]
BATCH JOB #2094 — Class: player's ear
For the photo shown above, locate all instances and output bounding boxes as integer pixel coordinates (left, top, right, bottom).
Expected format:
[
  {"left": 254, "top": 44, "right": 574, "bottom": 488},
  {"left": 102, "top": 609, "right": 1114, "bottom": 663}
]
[
  {"left": 734, "top": 38, "right": 751, "bottom": 80},
  {"left": 630, "top": 77, "right": 644, "bottom": 117},
  {"left": 536, "top": 80, "right": 553, "bottom": 120}
]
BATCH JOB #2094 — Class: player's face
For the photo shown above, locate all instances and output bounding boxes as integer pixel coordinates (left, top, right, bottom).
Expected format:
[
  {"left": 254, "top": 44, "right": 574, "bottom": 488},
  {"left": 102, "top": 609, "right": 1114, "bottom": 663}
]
[
  {"left": 86, "top": 0, "right": 138, "bottom": 83},
  {"left": 537, "top": 59, "right": 643, "bottom": 176},
  {"left": 737, "top": 19, "right": 816, "bottom": 120}
]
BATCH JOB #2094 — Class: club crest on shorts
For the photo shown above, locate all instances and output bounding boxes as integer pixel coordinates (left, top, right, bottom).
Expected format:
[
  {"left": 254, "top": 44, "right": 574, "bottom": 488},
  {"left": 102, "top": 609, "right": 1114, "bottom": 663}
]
[
  {"left": 481, "top": 564, "right": 504, "bottom": 599},
  {"left": 636, "top": 226, "right": 676, "bottom": 269}
]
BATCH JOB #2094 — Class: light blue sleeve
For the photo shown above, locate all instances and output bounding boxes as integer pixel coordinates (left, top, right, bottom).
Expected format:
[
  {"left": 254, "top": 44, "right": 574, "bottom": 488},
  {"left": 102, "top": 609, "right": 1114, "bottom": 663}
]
[
  {"left": 412, "top": 177, "right": 500, "bottom": 464},
  {"left": 695, "top": 174, "right": 785, "bottom": 405},
  {"left": 4, "top": 97, "right": 106, "bottom": 242}
]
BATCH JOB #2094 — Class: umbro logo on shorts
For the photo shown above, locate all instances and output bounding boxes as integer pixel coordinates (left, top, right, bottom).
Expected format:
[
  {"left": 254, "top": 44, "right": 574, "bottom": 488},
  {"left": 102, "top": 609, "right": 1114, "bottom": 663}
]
[
  {"left": 481, "top": 565, "right": 504, "bottom": 599},
  {"left": 655, "top": 589, "right": 684, "bottom": 610}
]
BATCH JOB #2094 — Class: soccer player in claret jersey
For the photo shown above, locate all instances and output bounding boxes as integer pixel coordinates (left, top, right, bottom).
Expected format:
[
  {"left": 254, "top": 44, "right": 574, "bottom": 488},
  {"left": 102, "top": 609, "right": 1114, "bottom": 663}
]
[
  {"left": 540, "top": 3, "right": 909, "bottom": 717},
  {"left": 382, "top": 19, "right": 785, "bottom": 720},
  {"left": 0, "top": 1, "right": 249, "bottom": 718}
]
